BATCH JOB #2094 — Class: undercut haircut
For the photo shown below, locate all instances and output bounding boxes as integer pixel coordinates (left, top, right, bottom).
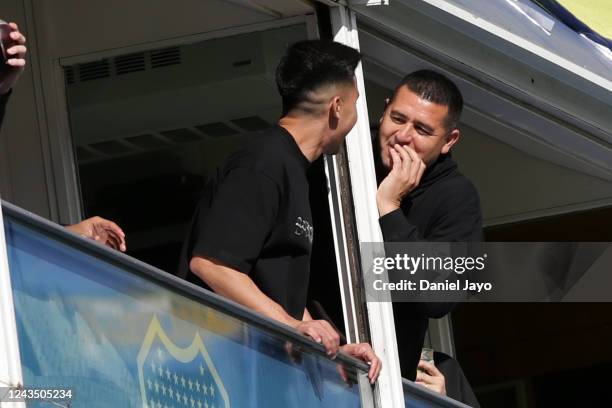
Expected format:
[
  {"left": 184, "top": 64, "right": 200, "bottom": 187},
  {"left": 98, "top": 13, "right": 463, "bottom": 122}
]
[
  {"left": 395, "top": 70, "right": 464, "bottom": 129},
  {"left": 276, "top": 40, "right": 362, "bottom": 115}
]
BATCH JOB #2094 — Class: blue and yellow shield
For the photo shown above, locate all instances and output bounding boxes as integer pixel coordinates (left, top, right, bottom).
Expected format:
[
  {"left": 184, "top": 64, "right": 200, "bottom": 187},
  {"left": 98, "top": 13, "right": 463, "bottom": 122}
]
[{"left": 137, "top": 315, "right": 230, "bottom": 408}]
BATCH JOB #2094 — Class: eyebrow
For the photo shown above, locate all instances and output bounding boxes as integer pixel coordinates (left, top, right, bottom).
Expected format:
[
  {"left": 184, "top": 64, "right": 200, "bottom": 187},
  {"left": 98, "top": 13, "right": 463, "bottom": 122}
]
[
  {"left": 414, "top": 121, "right": 434, "bottom": 134},
  {"left": 390, "top": 110, "right": 435, "bottom": 133},
  {"left": 389, "top": 110, "right": 406, "bottom": 120}
]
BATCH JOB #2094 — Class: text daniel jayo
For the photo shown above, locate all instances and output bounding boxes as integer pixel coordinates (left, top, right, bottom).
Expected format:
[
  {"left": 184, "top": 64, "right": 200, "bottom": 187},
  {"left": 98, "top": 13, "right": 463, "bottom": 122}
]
[{"left": 373, "top": 279, "right": 492, "bottom": 293}]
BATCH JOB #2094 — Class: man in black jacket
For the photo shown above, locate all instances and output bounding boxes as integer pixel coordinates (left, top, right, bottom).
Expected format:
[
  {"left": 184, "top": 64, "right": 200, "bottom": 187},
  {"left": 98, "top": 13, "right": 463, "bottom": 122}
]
[{"left": 375, "top": 70, "right": 481, "bottom": 404}]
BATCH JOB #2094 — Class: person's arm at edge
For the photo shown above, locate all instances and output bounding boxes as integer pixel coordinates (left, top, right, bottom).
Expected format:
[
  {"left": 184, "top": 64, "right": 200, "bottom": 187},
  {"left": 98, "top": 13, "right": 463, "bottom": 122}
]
[
  {"left": 190, "top": 255, "right": 298, "bottom": 326},
  {"left": 0, "top": 22, "right": 27, "bottom": 129}
]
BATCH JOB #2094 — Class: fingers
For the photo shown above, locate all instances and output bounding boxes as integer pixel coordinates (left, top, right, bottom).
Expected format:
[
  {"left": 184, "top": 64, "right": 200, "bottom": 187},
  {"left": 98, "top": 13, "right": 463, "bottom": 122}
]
[
  {"left": 416, "top": 361, "right": 446, "bottom": 395},
  {"left": 296, "top": 320, "right": 340, "bottom": 358},
  {"left": 9, "top": 28, "right": 26, "bottom": 45},
  {"left": 388, "top": 146, "right": 401, "bottom": 172},
  {"left": 4, "top": 24, "right": 27, "bottom": 71},
  {"left": 92, "top": 217, "right": 127, "bottom": 252},
  {"left": 395, "top": 144, "right": 425, "bottom": 187},
  {"left": 6, "top": 58, "right": 25, "bottom": 67},
  {"left": 365, "top": 348, "right": 382, "bottom": 383},
  {"left": 415, "top": 369, "right": 433, "bottom": 383},
  {"left": 393, "top": 143, "right": 412, "bottom": 173},
  {"left": 417, "top": 360, "right": 442, "bottom": 377},
  {"left": 317, "top": 320, "right": 340, "bottom": 357},
  {"left": 7, "top": 45, "right": 26, "bottom": 58},
  {"left": 80, "top": 216, "right": 127, "bottom": 252},
  {"left": 403, "top": 145, "right": 426, "bottom": 182},
  {"left": 100, "top": 231, "right": 122, "bottom": 251},
  {"left": 340, "top": 343, "right": 382, "bottom": 384},
  {"left": 93, "top": 217, "right": 126, "bottom": 239}
]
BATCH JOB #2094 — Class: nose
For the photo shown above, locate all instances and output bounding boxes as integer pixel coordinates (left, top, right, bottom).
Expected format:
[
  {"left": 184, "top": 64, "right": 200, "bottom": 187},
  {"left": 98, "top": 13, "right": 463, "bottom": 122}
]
[{"left": 395, "top": 123, "right": 415, "bottom": 145}]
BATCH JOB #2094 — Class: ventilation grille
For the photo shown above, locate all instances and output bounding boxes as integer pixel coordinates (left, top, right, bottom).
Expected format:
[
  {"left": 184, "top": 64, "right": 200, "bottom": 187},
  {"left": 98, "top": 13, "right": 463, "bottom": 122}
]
[
  {"left": 65, "top": 46, "right": 182, "bottom": 85},
  {"left": 115, "top": 53, "right": 146, "bottom": 75},
  {"left": 78, "top": 60, "right": 110, "bottom": 81},
  {"left": 64, "top": 66, "right": 75, "bottom": 85},
  {"left": 76, "top": 116, "right": 270, "bottom": 164},
  {"left": 151, "top": 47, "right": 181, "bottom": 69}
]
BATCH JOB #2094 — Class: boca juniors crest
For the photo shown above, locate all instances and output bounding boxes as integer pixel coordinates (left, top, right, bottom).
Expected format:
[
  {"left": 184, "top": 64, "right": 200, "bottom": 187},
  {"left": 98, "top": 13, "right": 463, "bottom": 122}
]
[{"left": 137, "top": 315, "right": 230, "bottom": 408}]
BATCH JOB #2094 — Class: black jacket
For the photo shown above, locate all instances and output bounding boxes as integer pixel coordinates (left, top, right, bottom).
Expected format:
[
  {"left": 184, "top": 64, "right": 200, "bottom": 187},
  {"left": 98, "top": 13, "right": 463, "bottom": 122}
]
[
  {"left": 377, "top": 153, "right": 482, "bottom": 380},
  {"left": 379, "top": 153, "right": 482, "bottom": 243}
]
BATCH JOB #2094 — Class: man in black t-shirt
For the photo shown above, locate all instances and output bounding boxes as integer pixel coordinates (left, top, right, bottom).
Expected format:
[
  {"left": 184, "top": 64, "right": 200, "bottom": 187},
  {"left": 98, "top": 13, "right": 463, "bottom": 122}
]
[
  {"left": 374, "top": 70, "right": 481, "bottom": 405},
  {"left": 179, "top": 40, "right": 381, "bottom": 383}
]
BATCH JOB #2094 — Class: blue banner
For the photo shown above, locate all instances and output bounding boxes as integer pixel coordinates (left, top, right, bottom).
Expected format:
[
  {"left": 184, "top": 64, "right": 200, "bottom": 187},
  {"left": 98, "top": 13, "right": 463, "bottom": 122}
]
[{"left": 4, "top": 217, "right": 362, "bottom": 407}]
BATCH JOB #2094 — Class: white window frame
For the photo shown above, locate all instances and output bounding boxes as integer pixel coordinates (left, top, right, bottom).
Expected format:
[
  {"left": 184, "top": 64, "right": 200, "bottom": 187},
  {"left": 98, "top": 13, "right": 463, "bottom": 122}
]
[
  {"left": 328, "top": 5, "right": 405, "bottom": 408},
  {"left": 0, "top": 205, "right": 25, "bottom": 408}
]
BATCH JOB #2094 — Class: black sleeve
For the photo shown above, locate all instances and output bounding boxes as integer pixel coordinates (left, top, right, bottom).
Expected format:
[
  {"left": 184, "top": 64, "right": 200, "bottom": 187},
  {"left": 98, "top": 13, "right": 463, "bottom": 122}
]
[
  {"left": 190, "top": 167, "right": 280, "bottom": 274},
  {"left": 0, "top": 90, "right": 11, "bottom": 131},
  {"left": 379, "top": 209, "right": 425, "bottom": 242},
  {"left": 379, "top": 179, "right": 482, "bottom": 243},
  {"left": 378, "top": 179, "right": 482, "bottom": 318}
]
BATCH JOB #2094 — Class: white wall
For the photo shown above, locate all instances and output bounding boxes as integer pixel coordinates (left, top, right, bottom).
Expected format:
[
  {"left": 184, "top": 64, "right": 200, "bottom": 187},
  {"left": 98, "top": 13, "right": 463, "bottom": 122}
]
[{"left": 454, "top": 126, "right": 612, "bottom": 225}]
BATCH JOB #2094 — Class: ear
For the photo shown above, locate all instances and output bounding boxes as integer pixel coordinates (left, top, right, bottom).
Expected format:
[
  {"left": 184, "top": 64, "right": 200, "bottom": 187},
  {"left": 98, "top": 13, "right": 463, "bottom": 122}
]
[
  {"left": 330, "top": 95, "right": 342, "bottom": 120},
  {"left": 441, "top": 128, "right": 460, "bottom": 154},
  {"left": 328, "top": 96, "right": 341, "bottom": 130}
]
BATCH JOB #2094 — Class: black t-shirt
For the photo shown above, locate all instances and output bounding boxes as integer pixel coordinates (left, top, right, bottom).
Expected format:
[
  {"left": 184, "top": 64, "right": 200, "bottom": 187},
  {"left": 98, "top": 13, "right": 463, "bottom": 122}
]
[{"left": 177, "top": 125, "right": 313, "bottom": 320}]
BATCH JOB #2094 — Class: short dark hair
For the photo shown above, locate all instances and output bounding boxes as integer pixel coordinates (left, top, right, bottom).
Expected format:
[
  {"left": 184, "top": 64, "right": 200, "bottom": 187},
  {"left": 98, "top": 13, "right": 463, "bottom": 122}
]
[
  {"left": 276, "top": 40, "right": 362, "bottom": 115},
  {"left": 394, "top": 70, "right": 463, "bottom": 129}
]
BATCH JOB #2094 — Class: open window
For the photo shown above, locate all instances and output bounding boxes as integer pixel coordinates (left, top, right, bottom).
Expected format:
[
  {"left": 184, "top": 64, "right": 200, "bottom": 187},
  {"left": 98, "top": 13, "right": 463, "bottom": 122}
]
[{"left": 62, "top": 20, "right": 314, "bottom": 272}]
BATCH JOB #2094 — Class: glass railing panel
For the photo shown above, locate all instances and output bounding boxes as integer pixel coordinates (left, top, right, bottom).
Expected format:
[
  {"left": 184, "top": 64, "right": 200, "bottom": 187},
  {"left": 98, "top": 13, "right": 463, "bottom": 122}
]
[
  {"left": 3, "top": 202, "right": 365, "bottom": 407},
  {"left": 403, "top": 378, "right": 472, "bottom": 408}
]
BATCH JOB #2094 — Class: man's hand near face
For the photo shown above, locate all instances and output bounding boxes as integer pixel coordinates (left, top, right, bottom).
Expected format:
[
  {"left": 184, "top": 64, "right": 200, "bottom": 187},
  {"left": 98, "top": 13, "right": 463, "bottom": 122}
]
[{"left": 376, "top": 144, "right": 426, "bottom": 217}]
